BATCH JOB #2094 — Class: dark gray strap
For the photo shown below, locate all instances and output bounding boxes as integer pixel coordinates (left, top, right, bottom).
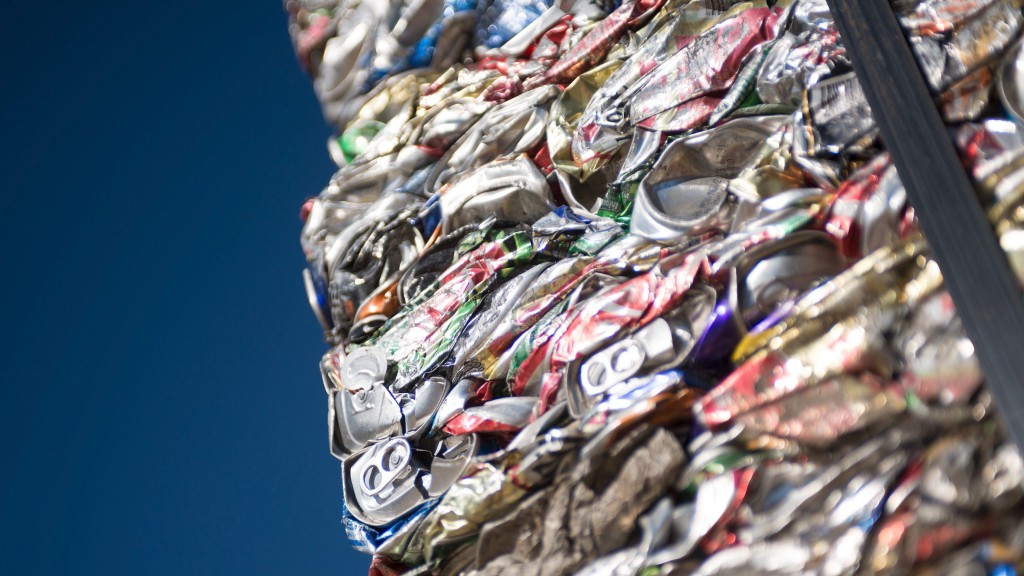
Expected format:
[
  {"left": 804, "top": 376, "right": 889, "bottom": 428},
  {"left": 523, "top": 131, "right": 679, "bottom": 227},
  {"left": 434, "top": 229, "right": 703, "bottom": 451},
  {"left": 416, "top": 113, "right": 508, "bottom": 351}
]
[{"left": 824, "top": 0, "right": 1024, "bottom": 448}]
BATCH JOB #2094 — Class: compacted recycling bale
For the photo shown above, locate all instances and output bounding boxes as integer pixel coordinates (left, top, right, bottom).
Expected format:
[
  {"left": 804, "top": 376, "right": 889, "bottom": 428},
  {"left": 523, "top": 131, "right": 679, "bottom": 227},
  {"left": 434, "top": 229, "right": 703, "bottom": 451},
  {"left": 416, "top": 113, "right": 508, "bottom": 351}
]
[{"left": 287, "top": 1, "right": 1024, "bottom": 574}]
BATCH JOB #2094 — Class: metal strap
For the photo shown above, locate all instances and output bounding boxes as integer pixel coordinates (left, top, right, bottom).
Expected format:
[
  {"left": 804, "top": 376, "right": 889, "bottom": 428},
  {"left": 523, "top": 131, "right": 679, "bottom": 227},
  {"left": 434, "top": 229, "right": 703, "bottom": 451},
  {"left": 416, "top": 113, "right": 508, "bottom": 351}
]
[{"left": 824, "top": 0, "right": 1024, "bottom": 448}]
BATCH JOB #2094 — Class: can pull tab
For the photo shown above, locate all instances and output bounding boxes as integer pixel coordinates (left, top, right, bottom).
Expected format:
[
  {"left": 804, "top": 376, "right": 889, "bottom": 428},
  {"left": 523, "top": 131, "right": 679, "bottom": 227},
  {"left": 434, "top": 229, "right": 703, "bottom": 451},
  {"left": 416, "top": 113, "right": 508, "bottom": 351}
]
[
  {"left": 580, "top": 319, "right": 674, "bottom": 396},
  {"left": 581, "top": 340, "right": 646, "bottom": 396},
  {"left": 358, "top": 438, "right": 413, "bottom": 498}
]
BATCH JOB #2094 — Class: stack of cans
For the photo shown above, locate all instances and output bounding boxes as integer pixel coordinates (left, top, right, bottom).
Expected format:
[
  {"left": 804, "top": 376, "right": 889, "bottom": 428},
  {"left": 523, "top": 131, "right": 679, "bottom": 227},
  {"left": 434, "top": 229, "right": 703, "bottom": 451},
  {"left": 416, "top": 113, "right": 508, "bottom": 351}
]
[{"left": 286, "top": 1, "right": 1024, "bottom": 574}]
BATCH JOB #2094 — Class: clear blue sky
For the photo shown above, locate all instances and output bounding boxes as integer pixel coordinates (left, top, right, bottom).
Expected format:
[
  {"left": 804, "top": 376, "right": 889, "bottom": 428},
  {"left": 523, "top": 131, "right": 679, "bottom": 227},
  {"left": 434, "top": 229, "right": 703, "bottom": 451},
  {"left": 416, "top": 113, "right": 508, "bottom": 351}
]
[{"left": 0, "top": 1, "right": 370, "bottom": 573}]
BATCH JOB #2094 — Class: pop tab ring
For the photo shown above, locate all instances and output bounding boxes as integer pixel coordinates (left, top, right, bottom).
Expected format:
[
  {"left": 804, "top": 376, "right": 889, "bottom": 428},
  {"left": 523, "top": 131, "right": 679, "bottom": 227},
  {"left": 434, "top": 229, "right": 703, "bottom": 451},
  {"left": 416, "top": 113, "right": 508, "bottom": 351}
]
[
  {"left": 360, "top": 439, "right": 413, "bottom": 498},
  {"left": 579, "top": 319, "right": 674, "bottom": 397},
  {"left": 347, "top": 437, "right": 428, "bottom": 527}
]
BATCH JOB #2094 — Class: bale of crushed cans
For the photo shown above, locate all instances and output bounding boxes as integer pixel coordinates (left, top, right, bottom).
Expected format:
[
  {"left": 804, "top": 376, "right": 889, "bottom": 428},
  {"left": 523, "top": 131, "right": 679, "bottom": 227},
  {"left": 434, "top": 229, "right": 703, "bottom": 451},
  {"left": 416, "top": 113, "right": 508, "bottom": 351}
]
[{"left": 286, "top": 0, "right": 1024, "bottom": 574}]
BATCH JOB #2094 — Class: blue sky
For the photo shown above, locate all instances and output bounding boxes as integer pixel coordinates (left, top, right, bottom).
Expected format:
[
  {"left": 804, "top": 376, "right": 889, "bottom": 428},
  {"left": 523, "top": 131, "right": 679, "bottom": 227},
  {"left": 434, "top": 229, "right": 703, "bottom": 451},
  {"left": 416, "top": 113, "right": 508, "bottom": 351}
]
[{"left": 0, "top": 1, "right": 370, "bottom": 573}]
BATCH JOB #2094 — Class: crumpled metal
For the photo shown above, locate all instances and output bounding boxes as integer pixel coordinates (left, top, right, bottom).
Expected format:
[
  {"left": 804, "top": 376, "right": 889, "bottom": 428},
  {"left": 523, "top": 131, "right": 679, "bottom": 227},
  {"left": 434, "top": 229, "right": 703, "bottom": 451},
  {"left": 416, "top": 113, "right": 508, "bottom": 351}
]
[{"left": 287, "top": 1, "right": 1024, "bottom": 575}]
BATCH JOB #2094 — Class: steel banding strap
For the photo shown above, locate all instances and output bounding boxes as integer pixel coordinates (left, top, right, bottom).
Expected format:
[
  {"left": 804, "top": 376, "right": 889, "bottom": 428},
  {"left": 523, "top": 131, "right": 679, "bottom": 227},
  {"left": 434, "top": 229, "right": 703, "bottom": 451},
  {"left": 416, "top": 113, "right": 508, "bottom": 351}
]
[{"left": 824, "top": 0, "right": 1024, "bottom": 448}]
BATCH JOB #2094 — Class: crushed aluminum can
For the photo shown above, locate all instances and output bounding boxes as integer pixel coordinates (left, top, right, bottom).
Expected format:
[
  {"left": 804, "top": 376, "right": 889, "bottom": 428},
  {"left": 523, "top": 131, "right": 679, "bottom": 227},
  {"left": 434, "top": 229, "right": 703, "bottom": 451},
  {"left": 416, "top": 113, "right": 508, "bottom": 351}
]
[
  {"left": 730, "top": 230, "right": 846, "bottom": 327},
  {"left": 449, "top": 262, "right": 552, "bottom": 379},
  {"left": 630, "top": 116, "right": 788, "bottom": 241},
  {"left": 399, "top": 376, "right": 450, "bottom": 440},
  {"left": 345, "top": 434, "right": 479, "bottom": 527},
  {"left": 823, "top": 153, "right": 909, "bottom": 260},
  {"left": 443, "top": 396, "right": 538, "bottom": 434},
  {"left": 566, "top": 284, "right": 714, "bottom": 417},
  {"left": 330, "top": 379, "right": 404, "bottom": 457},
  {"left": 438, "top": 154, "right": 554, "bottom": 234},
  {"left": 940, "top": 64, "right": 994, "bottom": 122},
  {"left": 425, "top": 85, "right": 559, "bottom": 194},
  {"left": 510, "top": 249, "right": 704, "bottom": 409},
  {"left": 347, "top": 437, "right": 436, "bottom": 527},
  {"left": 547, "top": 59, "right": 624, "bottom": 212},
  {"left": 699, "top": 240, "right": 937, "bottom": 430},
  {"left": 689, "top": 230, "right": 846, "bottom": 372},
  {"left": 756, "top": 0, "right": 849, "bottom": 106},
  {"left": 901, "top": 0, "right": 1024, "bottom": 93},
  {"left": 625, "top": 4, "right": 783, "bottom": 133},
  {"left": 519, "top": 0, "right": 669, "bottom": 95},
  {"left": 570, "top": 1, "right": 752, "bottom": 176},
  {"left": 731, "top": 372, "right": 907, "bottom": 447},
  {"left": 804, "top": 71, "right": 877, "bottom": 157}
]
